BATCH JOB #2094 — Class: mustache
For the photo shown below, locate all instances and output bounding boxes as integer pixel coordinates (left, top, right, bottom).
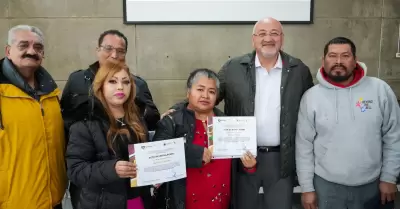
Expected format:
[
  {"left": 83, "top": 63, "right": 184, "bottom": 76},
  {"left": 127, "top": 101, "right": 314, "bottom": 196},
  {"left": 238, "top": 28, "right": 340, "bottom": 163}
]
[
  {"left": 331, "top": 64, "right": 347, "bottom": 70},
  {"left": 22, "top": 54, "right": 40, "bottom": 60},
  {"left": 261, "top": 41, "right": 275, "bottom": 46}
]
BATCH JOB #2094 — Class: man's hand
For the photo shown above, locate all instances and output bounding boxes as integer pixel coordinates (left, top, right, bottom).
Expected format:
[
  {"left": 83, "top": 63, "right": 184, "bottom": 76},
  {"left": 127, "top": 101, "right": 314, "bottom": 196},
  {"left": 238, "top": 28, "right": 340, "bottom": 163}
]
[
  {"left": 240, "top": 151, "right": 256, "bottom": 169},
  {"left": 202, "top": 148, "right": 212, "bottom": 164},
  {"left": 301, "top": 192, "right": 318, "bottom": 209},
  {"left": 161, "top": 109, "right": 175, "bottom": 119},
  {"left": 379, "top": 181, "right": 397, "bottom": 204}
]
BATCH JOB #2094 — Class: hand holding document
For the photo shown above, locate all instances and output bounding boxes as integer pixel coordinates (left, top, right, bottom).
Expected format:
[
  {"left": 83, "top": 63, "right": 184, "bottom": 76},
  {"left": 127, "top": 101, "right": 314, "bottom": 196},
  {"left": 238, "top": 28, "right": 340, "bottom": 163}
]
[
  {"left": 240, "top": 150, "right": 257, "bottom": 169},
  {"left": 202, "top": 147, "right": 212, "bottom": 164},
  {"left": 210, "top": 116, "right": 257, "bottom": 159},
  {"left": 115, "top": 161, "right": 137, "bottom": 179},
  {"left": 129, "top": 137, "right": 187, "bottom": 187}
]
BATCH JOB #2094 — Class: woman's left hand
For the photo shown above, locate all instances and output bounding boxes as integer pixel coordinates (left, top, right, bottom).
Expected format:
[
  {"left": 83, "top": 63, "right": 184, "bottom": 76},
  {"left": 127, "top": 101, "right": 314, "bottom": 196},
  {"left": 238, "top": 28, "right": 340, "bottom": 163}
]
[{"left": 240, "top": 151, "right": 256, "bottom": 169}]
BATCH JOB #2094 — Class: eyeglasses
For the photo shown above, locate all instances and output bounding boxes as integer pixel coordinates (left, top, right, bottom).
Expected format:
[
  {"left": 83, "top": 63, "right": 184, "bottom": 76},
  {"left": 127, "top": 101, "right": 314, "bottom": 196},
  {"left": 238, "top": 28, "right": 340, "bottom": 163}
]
[
  {"left": 100, "top": 45, "right": 127, "bottom": 56},
  {"left": 253, "top": 31, "right": 282, "bottom": 38}
]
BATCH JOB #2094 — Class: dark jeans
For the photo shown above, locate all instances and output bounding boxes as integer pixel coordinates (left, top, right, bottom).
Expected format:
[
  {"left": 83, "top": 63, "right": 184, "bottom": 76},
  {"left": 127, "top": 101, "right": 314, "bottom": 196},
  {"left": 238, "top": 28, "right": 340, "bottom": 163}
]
[
  {"left": 314, "top": 175, "right": 394, "bottom": 209},
  {"left": 236, "top": 151, "right": 293, "bottom": 209},
  {"left": 54, "top": 204, "right": 62, "bottom": 209}
]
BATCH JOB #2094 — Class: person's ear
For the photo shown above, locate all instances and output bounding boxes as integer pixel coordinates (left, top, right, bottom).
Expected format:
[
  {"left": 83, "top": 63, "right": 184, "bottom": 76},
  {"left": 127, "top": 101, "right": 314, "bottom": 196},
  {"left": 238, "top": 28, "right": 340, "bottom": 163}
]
[
  {"left": 5, "top": 45, "right": 11, "bottom": 58},
  {"left": 321, "top": 55, "right": 325, "bottom": 67}
]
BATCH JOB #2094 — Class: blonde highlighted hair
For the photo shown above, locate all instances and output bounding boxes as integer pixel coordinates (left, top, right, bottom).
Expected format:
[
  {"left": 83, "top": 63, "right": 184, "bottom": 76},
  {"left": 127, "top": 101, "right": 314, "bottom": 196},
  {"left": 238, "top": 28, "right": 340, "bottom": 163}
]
[{"left": 92, "top": 61, "right": 146, "bottom": 149}]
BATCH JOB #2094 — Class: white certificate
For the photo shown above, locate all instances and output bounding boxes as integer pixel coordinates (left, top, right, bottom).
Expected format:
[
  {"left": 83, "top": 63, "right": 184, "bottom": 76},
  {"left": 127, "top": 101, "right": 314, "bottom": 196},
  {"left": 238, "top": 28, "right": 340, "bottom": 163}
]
[
  {"left": 211, "top": 116, "right": 257, "bottom": 159},
  {"left": 134, "top": 137, "right": 187, "bottom": 187}
]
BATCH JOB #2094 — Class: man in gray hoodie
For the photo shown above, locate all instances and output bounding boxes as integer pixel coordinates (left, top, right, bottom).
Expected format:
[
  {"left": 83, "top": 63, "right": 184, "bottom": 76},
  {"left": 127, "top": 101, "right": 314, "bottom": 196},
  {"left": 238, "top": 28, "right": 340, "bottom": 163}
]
[{"left": 296, "top": 36, "right": 400, "bottom": 209}]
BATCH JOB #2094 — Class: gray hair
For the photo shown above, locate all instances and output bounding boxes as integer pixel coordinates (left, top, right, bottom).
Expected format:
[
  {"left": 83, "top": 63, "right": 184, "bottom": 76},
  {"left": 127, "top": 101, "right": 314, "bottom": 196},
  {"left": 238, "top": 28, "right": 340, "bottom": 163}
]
[
  {"left": 7, "top": 25, "right": 44, "bottom": 45},
  {"left": 186, "top": 68, "right": 220, "bottom": 93}
]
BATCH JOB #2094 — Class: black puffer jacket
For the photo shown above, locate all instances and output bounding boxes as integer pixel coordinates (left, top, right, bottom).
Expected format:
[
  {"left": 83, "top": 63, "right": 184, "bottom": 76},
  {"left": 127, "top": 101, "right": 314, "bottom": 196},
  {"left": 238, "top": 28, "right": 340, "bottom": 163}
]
[
  {"left": 65, "top": 96, "right": 153, "bottom": 209},
  {"left": 152, "top": 104, "right": 245, "bottom": 209},
  {"left": 61, "top": 61, "right": 160, "bottom": 139}
]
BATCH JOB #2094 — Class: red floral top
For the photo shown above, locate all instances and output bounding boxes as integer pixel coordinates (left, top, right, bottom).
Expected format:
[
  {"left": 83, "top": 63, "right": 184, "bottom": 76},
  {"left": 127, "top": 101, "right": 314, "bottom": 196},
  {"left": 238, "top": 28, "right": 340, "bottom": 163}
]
[{"left": 185, "top": 119, "right": 232, "bottom": 209}]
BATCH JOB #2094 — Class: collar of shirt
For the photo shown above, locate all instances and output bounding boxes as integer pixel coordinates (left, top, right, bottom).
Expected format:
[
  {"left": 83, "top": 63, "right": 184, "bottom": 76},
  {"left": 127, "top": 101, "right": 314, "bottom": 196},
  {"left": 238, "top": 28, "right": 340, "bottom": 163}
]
[{"left": 255, "top": 53, "right": 283, "bottom": 70}]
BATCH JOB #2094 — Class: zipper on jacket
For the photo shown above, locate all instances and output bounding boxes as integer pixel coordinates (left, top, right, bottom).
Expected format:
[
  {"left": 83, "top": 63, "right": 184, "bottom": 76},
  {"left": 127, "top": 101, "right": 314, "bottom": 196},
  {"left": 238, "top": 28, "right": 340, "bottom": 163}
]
[
  {"left": 165, "top": 197, "right": 170, "bottom": 209},
  {"left": 33, "top": 91, "right": 44, "bottom": 116},
  {"left": 97, "top": 188, "right": 104, "bottom": 209},
  {"left": 40, "top": 101, "right": 44, "bottom": 116},
  {"left": 0, "top": 108, "right": 3, "bottom": 130}
]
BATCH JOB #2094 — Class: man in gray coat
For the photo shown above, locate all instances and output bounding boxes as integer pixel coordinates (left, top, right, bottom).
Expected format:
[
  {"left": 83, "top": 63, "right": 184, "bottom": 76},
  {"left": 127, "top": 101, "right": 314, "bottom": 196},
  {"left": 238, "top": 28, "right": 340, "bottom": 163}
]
[{"left": 166, "top": 17, "right": 314, "bottom": 209}]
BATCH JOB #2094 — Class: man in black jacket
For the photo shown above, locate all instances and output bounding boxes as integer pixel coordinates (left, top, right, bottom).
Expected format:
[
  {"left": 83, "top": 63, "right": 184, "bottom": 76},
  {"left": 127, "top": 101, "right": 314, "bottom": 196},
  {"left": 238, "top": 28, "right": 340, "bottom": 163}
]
[
  {"left": 166, "top": 17, "right": 314, "bottom": 209},
  {"left": 60, "top": 29, "right": 160, "bottom": 208},
  {"left": 61, "top": 30, "right": 160, "bottom": 133}
]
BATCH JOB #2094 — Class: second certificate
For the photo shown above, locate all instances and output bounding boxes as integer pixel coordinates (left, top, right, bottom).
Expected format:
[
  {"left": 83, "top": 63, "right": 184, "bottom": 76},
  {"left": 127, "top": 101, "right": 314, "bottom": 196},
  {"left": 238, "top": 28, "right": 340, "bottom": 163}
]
[{"left": 212, "top": 116, "right": 257, "bottom": 159}]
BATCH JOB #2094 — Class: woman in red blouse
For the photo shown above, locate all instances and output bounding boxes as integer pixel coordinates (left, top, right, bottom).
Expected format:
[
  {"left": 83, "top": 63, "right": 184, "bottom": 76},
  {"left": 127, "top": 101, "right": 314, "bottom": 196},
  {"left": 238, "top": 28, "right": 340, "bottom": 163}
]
[{"left": 153, "top": 68, "right": 257, "bottom": 209}]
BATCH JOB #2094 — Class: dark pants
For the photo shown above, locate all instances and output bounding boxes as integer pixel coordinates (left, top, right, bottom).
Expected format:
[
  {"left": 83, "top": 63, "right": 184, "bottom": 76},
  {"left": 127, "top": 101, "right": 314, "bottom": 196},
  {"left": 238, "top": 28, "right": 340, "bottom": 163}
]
[
  {"left": 314, "top": 175, "right": 393, "bottom": 209},
  {"left": 69, "top": 182, "right": 80, "bottom": 209},
  {"left": 236, "top": 151, "right": 293, "bottom": 209},
  {"left": 54, "top": 204, "right": 62, "bottom": 209}
]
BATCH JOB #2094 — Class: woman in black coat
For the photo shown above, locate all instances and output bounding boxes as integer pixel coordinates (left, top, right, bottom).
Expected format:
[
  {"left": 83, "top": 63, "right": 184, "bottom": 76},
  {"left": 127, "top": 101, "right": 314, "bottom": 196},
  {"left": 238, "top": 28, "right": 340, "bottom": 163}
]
[
  {"left": 66, "top": 61, "right": 152, "bottom": 209},
  {"left": 153, "top": 68, "right": 257, "bottom": 209}
]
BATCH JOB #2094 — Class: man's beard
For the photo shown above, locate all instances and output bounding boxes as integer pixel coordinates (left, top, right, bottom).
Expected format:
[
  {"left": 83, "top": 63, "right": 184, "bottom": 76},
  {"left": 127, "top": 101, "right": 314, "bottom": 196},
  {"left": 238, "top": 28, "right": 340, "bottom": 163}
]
[
  {"left": 326, "top": 72, "right": 353, "bottom": 82},
  {"left": 326, "top": 64, "right": 353, "bottom": 82}
]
